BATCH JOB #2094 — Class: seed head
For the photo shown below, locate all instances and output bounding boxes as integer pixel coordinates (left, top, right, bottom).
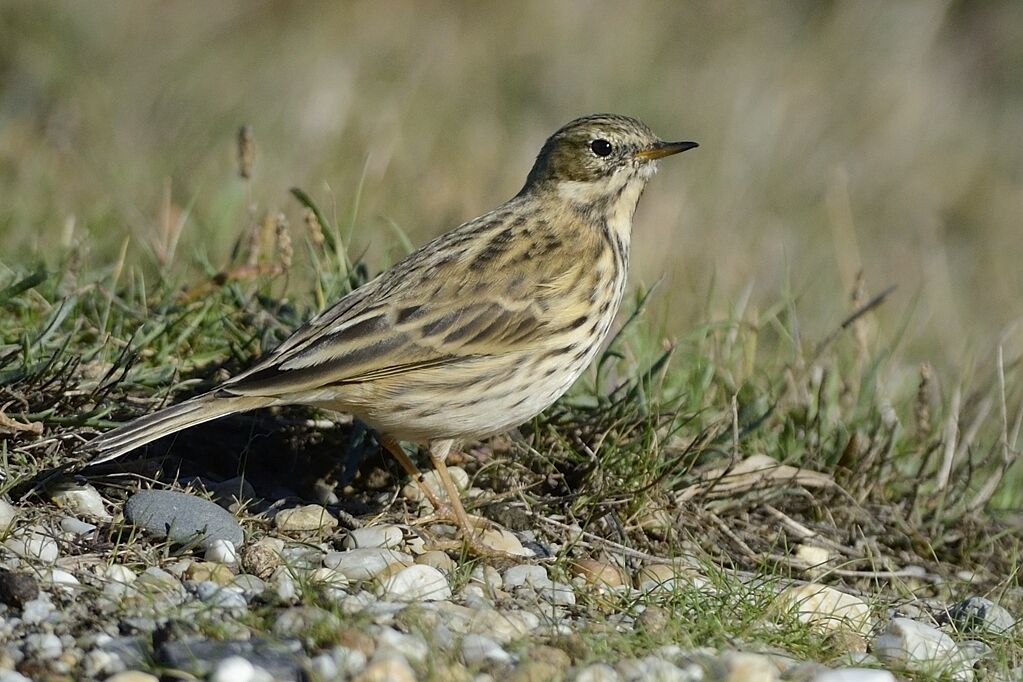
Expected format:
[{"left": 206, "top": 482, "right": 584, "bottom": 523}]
[{"left": 237, "top": 124, "right": 255, "bottom": 180}]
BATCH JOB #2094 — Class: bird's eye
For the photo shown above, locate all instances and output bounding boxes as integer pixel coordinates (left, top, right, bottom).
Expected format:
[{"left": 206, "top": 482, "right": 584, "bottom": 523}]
[{"left": 590, "top": 139, "right": 613, "bottom": 157}]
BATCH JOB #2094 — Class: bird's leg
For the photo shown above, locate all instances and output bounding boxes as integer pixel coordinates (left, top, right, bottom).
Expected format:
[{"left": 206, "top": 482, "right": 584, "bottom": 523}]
[
  {"left": 426, "top": 439, "right": 480, "bottom": 543},
  {"left": 376, "top": 433, "right": 449, "bottom": 514}
]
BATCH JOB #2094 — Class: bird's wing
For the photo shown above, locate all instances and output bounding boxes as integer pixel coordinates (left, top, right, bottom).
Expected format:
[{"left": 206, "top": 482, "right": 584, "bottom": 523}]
[{"left": 221, "top": 268, "right": 550, "bottom": 398}]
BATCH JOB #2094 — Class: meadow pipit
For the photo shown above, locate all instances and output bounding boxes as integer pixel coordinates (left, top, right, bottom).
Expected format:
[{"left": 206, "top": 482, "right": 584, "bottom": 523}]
[{"left": 86, "top": 114, "right": 697, "bottom": 548}]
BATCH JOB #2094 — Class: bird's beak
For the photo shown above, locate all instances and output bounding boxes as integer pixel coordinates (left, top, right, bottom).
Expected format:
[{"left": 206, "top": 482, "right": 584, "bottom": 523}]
[{"left": 634, "top": 140, "right": 699, "bottom": 160}]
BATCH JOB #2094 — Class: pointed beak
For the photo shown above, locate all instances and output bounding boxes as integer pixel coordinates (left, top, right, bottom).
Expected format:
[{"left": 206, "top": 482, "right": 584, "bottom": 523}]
[{"left": 634, "top": 140, "right": 699, "bottom": 160}]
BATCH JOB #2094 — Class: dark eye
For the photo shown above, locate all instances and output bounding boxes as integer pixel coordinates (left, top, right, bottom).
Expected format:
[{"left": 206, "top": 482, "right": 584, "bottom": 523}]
[{"left": 590, "top": 139, "right": 613, "bottom": 157}]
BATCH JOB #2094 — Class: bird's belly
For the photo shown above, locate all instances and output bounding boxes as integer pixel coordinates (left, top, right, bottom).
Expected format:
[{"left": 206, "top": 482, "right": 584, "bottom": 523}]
[{"left": 333, "top": 348, "right": 598, "bottom": 443}]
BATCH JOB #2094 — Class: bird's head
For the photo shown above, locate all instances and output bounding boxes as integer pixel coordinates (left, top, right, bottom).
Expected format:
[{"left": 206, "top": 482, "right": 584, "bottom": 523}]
[{"left": 520, "top": 114, "right": 697, "bottom": 202}]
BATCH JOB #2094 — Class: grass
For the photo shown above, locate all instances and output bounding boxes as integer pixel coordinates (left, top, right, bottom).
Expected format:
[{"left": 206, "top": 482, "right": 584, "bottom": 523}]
[
  {"left": 0, "top": 137, "right": 1020, "bottom": 676},
  {"left": 2, "top": 4, "right": 1023, "bottom": 676}
]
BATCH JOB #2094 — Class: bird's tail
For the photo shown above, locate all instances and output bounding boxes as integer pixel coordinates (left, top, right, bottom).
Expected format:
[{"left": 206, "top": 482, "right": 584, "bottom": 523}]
[{"left": 85, "top": 392, "right": 274, "bottom": 465}]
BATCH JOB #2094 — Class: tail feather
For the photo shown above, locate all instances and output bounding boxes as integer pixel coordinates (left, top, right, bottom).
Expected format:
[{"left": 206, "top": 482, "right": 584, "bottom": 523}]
[{"left": 86, "top": 393, "right": 273, "bottom": 465}]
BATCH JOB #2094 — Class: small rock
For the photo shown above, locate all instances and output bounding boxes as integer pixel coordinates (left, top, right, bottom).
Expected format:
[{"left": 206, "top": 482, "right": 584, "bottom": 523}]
[
  {"left": 104, "top": 564, "right": 138, "bottom": 584},
  {"left": 343, "top": 526, "right": 404, "bottom": 549},
  {"left": 503, "top": 564, "right": 552, "bottom": 591},
  {"left": 205, "top": 539, "right": 239, "bottom": 564},
  {"left": 0, "top": 499, "right": 17, "bottom": 532},
  {"left": 416, "top": 550, "right": 456, "bottom": 574},
  {"left": 105, "top": 672, "right": 161, "bottom": 682},
  {"left": 20, "top": 595, "right": 55, "bottom": 624},
  {"left": 0, "top": 569, "right": 39, "bottom": 608},
  {"left": 331, "top": 645, "right": 368, "bottom": 677},
  {"left": 540, "top": 582, "right": 576, "bottom": 606},
  {"left": 50, "top": 483, "right": 111, "bottom": 521},
  {"left": 273, "top": 606, "right": 341, "bottom": 638},
  {"left": 196, "top": 581, "right": 248, "bottom": 609},
  {"left": 231, "top": 574, "right": 268, "bottom": 599},
  {"left": 401, "top": 466, "right": 469, "bottom": 504},
  {"left": 241, "top": 539, "right": 282, "bottom": 579},
  {"left": 274, "top": 504, "right": 338, "bottom": 533},
  {"left": 507, "top": 645, "right": 570, "bottom": 682},
  {"left": 616, "top": 656, "right": 689, "bottom": 681},
  {"left": 377, "top": 628, "right": 429, "bottom": 664},
  {"left": 24, "top": 632, "right": 62, "bottom": 660},
  {"left": 327, "top": 548, "right": 413, "bottom": 581},
  {"left": 354, "top": 652, "right": 416, "bottom": 682},
  {"left": 479, "top": 529, "right": 532, "bottom": 556},
  {"left": 812, "top": 669, "right": 896, "bottom": 682},
  {"left": 635, "top": 562, "right": 707, "bottom": 593},
  {"left": 124, "top": 490, "right": 244, "bottom": 549},
  {"left": 723, "top": 651, "right": 780, "bottom": 682},
  {"left": 3, "top": 527, "right": 59, "bottom": 562},
  {"left": 157, "top": 638, "right": 302, "bottom": 681},
  {"left": 210, "top": 655, "right": 255, "bottom": 682},
  {"left": 272, "top": 568, "right": 299, "bottom": 602},
  {"left": 777, "top": 584, "right": 874, "bottom": 637},
  {"left": 470, "top": 564, "right": 503, "bottom": 592},
  {"left": 946, "top": 596, "right": 1016, "bottom": 635},
  {"left": 872, "top": 617, "right": 973, "bottom": 681},
  {"left": 571, "top": 559, "right": 627, "bottom": 588},
  {"left": 795, "top": 544, "right": 832, "bottom": 568},
  {"left": 59, "top": 516, "right": 97, "bottom": 535},
  {"left": 575, "top": 663, "right": 622, "bottom": 682},
  {"left": 45, "top": 568, "right": 81, "bottom": 593},
  {"left": 378, "top": 564, "right": 451, "bottom": 601},
  {"left": 461, "top": 634, "right": 513, "bottom": 665},
  {"left": 637, "top": 605, "right": 669, "bottom": 633},
  {"left": 185, "top": 561, "right": 235, "bottom": 585},
  {"left": 135, "top": 567, "right": 184, "bottom": 596}
]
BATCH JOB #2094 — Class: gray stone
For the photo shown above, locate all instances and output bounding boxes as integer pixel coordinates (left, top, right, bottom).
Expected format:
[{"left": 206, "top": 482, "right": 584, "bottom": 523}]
[
  {"left": 813, "top": 670, "right": 896, "bottom": 682},
  {"left": 156, "top": 638, "right": 302, "bottom": 681},
  {"left": 0, "top": 569, "right": 39, "bottom": 608},
  {"left": 947, "top": 596, "right": 1016, "bottom": 635},
  {"left": 503, "top": 564, "right": 552, "bottom": 591},
  {"left": 461, "top": 634, "right": 513, "bottom": 665},
  {"left": 23, "top": 632, "right": 62, "bottom": 660},
  {"left": 872, "top": 618, "right": 973, "bottom": 681},
  {"left": 125, "top": 490, "right": 244, "bottom": 549}
]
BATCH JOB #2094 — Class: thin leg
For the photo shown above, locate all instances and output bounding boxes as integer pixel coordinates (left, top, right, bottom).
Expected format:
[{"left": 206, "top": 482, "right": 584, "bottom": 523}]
[
  {"left": 428, "top": 439, "right": 479, "bottom": 542},
  {"left": 376, "top": 433, "right": 448, "bottom": 513}
]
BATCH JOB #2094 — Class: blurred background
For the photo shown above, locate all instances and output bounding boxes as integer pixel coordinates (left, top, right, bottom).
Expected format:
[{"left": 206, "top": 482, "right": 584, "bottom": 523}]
[{"left": 1, "top": 1, "right": 1021, "bottom": 372}]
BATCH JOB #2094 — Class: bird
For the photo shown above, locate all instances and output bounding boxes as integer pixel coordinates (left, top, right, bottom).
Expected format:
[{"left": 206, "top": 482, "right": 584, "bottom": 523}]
[{"left": 84, "top": 114, "right": 697, "bottom": 550}]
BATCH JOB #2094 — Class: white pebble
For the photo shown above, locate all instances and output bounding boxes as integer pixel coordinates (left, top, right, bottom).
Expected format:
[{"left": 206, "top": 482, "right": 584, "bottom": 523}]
[
  {"left": 21, "top": 596, "right": 55, "bottom": 624},
  {"left": 326, "top": 548, "right": 412, "bottom": 581},
  {"left": 59, "top": 516, "right": 97, "bottom": 535},
  {"left": 376, "top": 628, "right": 430, "bottom": 664},
  {"left": 50, "top": 484, "right": 111, "bottom": 521},
  {"left": 460, "top": 634, "right": 513, "bottom": 665},
  {"left": 103, "top": 564, "right": 138, "bottom": 584},
  {"left": 813, "top": 669, "right": 896, "bottom": 682},
  {"left": 873, "top": 618, "right": 973, "bottom": 681},
  {"left": 211, "top": 655, "right": 255, "bottom": 682},
  {"left": 4, "top": 528, "right": 59, "bottom": 562},
  {"left": 378, "top": 564, "right": 451, "bottom": 602},
  {"left": 503, "top": 564, "right": 552, "bottom": 590},
  {"left": 204, "top": 539, "right": 239, "bottom": 564},
  {"left": 575, "top": 663, "right": 622, "bottom": 682},
  {"left": 0, "top": 499, "right": 17, "bottom": 532},
  {"left": 46, "top": 568, "right": 81, "bottom": 593},
  {"left": 343, "top": 526, "right": 404, "bottom": 549}
]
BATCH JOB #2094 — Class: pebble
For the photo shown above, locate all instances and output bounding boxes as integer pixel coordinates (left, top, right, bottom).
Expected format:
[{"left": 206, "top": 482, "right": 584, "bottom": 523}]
[
  {"left": 104, "top": 564, "right": 138, "bottom": 584},
  {"left": 205, "top": 539, "right": 239, "bottom": 564},
  {"left": 327, "top": 548, "right": 413, "bottom": 581},
  {"left": 241, "top": 539, "right": 282, "bottom": 579},
  {"left": 541, "top": 581, "right": 577, "bottom": 606},
  {"left": 813, "top": 669, "right": 896, "bottom": 682},
  {"left": 20, "top": 595, "right": 55, "bottom": 624},
  {"left": 273, "top": 504, "right": 338, "bottom": 533},
  {"left": 946, "top": 596, "right": 1016, "bottom": 635},
  {"left": 378, "top": 564, "right": 452, "bottom": 602},
  {"left": 575, "top": 663, "right": 622, "bottom": 682},
  {"left": 105, "top": 672, "right": 161, "bottom": 682},
  {"left": 195, "top": 581, "right": 248, "bottom": 609},
  {"left": 331, "top": 645, "right": 368, "bottom": 676},
  {"left": 416, "top": 550, "right": 457, "bottom": 574},
  {"left": 0, "top": 569, "right": 39, "bottom": 608},
  {"left": 377, "top": 627, "right": 430, "bottom": 664},
  {"left": 45, "top": 568, "right": 81, "bottom": 593},
  {"left": 344, "top": 525, "right": 404, "bottom": 549},
  {"left": 185, "top": 561, "right": 236, "bottom": 585},
  {"left": 722, "top": 651, "right": 779, "bottom": 681},
  {"left": 59, "top": 516, "right": 97, "bottom": 535},
  {"left": 503, "top": 564, "right": 552, "bottom": 591},
  {"left": 23, "top": 632, "right": 62, "bottom": 660},
  {"left": 635, "top": 563, "right": 708, "bottom": 593},
  {"left": 3, "top": 528, "right": 59, "bottom": 562},
  {"left": 50, "top": 483, "right": 111, "bottom": 521},
  {"left": 776, "top": 584, "right": 873, "bottom": 637},
  {"left": 231, "top": 574, "right": 268, "bottom": 599},
  {"left": 273, "top": 605, "right": 341, "bottom": 638},
  {"left": 401, "top": 466, "right": 469, "bottom": 504},
  {"left": 571, "top": 559, "right": 627, "bottom": 588},
  {"left": 124, "top": 490, "right": 244, "bottom": 549},
  {"left": 479, "top": 528, "right": 532, "bottom": 556},
  {"left": 872, "top": 617, "right": 973, "bottom": 681},
  {"left": 210, "top": 655, "right": 257, "bottom": 682},
  {"left": 461, "top": 634, "right": 513, "bottom": 665},
  {"left": 616, "top": 656, "right": 689, "bottom": 681},
  {"left": 0, "top": 499, "right": 18, "bottom": 531},
  {"left": 354, "top": 651, "right": 417, "bottom": 682}
]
